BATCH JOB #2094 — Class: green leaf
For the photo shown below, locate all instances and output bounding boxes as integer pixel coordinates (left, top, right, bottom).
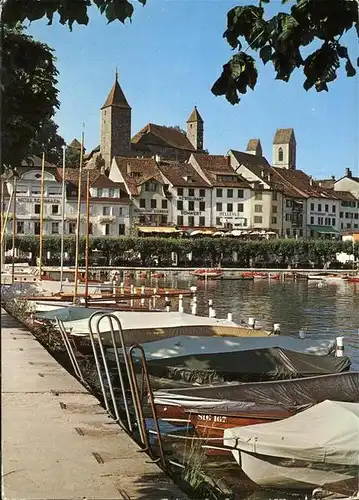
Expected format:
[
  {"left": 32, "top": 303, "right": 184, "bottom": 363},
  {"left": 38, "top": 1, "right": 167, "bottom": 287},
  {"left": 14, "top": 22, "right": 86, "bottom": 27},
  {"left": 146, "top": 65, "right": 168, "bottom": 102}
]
[
  {"left": 315, "top": 81, "right": 328, "bottom": 92},
  {"left": 259, "top": 45, "right": 272, "bottom": 64},
  {"left": 345, "top": 59, "right": 356, "bottom": 77}
]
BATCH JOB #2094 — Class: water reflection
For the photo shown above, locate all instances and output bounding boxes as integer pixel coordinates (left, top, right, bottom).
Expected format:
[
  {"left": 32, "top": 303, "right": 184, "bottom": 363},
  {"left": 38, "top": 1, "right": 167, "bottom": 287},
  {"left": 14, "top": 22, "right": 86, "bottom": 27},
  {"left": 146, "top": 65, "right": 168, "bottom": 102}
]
[{"left": 147, "top": 276, "right": 359, "bottom": 370}]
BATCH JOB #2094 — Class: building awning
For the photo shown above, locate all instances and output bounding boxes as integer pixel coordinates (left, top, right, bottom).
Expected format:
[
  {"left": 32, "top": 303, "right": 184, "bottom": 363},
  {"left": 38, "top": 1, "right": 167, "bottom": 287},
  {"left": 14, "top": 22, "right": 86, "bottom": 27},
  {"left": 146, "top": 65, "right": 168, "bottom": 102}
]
[
  {"left": 308, "top": 225, "right": 339, "bottom": 234},
  {"left": 137, "top": 226, "right": 180, "bottom": 234}
]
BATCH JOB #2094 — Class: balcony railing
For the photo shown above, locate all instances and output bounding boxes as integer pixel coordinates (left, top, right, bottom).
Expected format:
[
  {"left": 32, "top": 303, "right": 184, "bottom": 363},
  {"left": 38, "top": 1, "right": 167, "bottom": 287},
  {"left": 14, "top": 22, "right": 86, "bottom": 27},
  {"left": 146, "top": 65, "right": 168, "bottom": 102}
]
[{"left": 98, "top": 215, "right": 116, "bottom": 224}]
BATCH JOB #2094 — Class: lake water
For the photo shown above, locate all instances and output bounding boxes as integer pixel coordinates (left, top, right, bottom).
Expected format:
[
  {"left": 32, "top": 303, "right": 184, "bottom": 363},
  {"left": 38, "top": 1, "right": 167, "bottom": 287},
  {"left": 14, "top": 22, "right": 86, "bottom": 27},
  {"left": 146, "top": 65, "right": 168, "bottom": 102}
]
[{"left": 153, "top": 275, "right": 359, "bottom": 370}]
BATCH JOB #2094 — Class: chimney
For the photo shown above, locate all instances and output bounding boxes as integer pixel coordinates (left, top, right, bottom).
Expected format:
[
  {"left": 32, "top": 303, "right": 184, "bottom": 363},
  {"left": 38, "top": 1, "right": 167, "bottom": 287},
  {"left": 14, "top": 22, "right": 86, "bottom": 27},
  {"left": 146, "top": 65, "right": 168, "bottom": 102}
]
[
  {"left": 309, "top": 176, "right": 313, "bottom": 186},
  {"left": 226, "top": 155, "right": 231, "bottom": 167},
  {"left": 267, "top": 172, "right": 272, "bottom": 182},
  {"left": 126, "top": 162, "right": 132, "bottom": 175},
  {"left": 100, "top": 165, "right": 106, "bottom": 175},
  {"left": 345, "top": 168, "right": 352, "bottom": 178},
  {"left": 155, "top": 154, "right": 161, "bottom": 163},
  {"left": 261, "top": 170, "right": 265, "bottom": 178}
]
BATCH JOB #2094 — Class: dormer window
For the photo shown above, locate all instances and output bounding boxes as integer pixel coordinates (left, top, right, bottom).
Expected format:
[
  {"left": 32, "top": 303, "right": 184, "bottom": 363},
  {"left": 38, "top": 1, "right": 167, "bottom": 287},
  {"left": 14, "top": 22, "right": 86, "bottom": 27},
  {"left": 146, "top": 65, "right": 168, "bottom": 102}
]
[
  {"left": 278, "top": 147, "right": 284, "bottom": 162},
  {"left": 183, "top": 176, "right": 192, "bottom": 182}
]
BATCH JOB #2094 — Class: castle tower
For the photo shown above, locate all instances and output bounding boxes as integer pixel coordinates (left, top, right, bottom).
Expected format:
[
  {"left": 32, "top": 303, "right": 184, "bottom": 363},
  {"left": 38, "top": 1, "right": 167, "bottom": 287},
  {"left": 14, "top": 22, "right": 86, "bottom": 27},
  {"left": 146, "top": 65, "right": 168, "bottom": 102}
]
[
  {"left": 186, "top": 106, "right": 204, "bottom": 151},
  {"left": 246, "top": 138, "right": 262, "bottom": 156},
  {"left": 272, "top": 128, "right": 296, "bottom": 169},
  {"left": 100, "top": 70, "right": 131, "bottom": 168}
]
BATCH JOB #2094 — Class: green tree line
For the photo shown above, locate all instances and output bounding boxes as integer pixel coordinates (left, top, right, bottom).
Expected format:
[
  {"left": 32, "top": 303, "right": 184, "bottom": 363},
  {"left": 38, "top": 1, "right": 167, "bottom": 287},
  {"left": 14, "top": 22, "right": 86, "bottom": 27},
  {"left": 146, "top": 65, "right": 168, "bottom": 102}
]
[{"left": 5, "top": 235, "right": 358, "bottom": 268}]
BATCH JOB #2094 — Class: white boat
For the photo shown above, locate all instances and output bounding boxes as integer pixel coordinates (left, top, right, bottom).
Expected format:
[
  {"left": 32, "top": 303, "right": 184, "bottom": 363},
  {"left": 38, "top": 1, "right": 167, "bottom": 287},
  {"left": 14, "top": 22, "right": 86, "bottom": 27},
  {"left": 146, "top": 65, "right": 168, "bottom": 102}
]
[
  {"left": 36, "top": 305, "right": 113, "bottom": 322},
  {"left": 65, "top": 311, "right": 271, "bottom": 346},
  {"left": 308, "top": 273, "right": 346, "bottom": 282},
  {"left": 107, "top": 334, "right": 335, "bottom": 362},
  {"left": 29, "top": 301, "right": 74, "bottom": 312},
  {"left": 224, "top": 400, "right": 359, "bottom": 491}
]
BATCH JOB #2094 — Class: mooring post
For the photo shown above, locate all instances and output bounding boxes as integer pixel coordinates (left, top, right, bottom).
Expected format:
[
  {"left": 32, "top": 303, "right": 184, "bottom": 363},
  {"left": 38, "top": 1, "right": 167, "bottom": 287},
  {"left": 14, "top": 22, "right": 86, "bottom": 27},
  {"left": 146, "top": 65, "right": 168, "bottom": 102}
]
[
  {"left": 208, "top": 299, "right": 213, "bottom": 318},
  {"left": 273, "top": 323, "right": 281, "bottom": 334},
  {"left": 178, "top": 294, "right": 184, "bottom": 313},
  {"left": 248, "top": 317, "right": 256, "bottom": 329},
  {"left": 165, "top": 291, "right": 170, "bottom": 312},
  {"left": 336, "top": 337, "right": 344, "bottom": 357}
]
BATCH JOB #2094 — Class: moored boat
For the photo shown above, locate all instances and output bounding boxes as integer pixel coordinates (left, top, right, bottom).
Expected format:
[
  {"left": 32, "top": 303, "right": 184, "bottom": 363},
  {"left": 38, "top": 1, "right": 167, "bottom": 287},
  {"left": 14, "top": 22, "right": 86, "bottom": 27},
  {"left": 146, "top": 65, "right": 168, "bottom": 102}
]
[
  {"left": 223, "top": 400, "right": 359, "bottom": 492},
  {"left": 146, "top": 346, "right": 351, "bottom": 385},
  {"left": 190, "top": 268, "right": 224, "bottom": 280},
  {"left": 153, "top": 371, "right": 359, "bottom": 430},
  {"left": 66, "top": 311, "right": 271, "bottom": 348}
]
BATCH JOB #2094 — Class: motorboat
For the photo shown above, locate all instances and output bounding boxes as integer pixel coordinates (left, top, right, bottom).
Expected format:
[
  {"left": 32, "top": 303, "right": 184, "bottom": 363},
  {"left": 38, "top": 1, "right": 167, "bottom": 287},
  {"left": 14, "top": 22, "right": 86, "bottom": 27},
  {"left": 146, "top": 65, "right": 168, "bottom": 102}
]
[
  {"left": 106, "top": 334, "right": 336, "bottom": 362},
  {"left": 65, "top": 311, "right": 271, "bottom": 348},
  {"left": 146, "top": 346, "right": 351, "bottom": 385},
  {"left": 190, "top": 268, "right": 224, "bottom": 280},
  {"left": 153, "top": 371, "right": 359, "bottom": 432},
  {"left": 223, "top": 400, "right": 359, "bottom": 492}
]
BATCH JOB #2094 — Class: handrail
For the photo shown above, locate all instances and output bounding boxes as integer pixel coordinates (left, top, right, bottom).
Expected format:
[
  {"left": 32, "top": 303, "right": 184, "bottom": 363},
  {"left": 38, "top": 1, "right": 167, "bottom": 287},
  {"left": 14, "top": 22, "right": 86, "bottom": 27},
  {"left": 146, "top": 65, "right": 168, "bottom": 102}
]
[
  {"left": 95, "top": 313, "right": 133, "bottom": 432},
  {"left": 88, "top": 312, "right": 121, "bottom": 422},
  {"left": 128, "top": 344, "right": 166, "bottom": 469},
  {"left": 56, "top": 317, "right": 84, "bottom": 382},
  {"left": 87, "top": 311, "right": 113, "bottom": 417}
]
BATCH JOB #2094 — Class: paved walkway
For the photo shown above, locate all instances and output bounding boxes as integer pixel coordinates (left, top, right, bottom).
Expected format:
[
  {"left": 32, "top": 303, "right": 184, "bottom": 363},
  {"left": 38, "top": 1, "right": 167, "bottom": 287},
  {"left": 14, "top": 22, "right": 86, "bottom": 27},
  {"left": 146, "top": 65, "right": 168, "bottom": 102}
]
[{"left": 1, "top": 309, "right": 188, "bottom": 500}]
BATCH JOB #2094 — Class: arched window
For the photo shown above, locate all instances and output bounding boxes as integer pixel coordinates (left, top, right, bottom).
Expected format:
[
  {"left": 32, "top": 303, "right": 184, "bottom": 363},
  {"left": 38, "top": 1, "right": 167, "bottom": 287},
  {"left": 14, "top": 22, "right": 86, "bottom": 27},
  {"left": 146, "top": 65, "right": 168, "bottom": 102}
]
[{"left": 278, "top": 147, "right": 284, "bottom": 161}]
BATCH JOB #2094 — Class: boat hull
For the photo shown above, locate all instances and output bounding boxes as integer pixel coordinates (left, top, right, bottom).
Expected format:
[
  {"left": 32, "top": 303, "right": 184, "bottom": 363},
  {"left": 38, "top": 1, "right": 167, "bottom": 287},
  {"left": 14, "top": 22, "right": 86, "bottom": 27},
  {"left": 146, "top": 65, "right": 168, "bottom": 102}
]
[{"left": 237, "top": 451, "right": 358, "bottom": 491}]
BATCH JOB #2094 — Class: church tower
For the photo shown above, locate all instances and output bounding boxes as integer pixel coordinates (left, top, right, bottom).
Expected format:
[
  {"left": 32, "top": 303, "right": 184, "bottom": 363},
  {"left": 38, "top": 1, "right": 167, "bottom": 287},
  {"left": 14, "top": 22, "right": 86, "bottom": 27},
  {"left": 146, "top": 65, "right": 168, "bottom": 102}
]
[
  {"left": 272, "top": 128, "right": 296, "bottom": 169},
  {"left": 186, "top": 106, "right": 204, "bottom": 151},
  {"left": 100, "top": 71, "right": 131, "bottom": 168}
]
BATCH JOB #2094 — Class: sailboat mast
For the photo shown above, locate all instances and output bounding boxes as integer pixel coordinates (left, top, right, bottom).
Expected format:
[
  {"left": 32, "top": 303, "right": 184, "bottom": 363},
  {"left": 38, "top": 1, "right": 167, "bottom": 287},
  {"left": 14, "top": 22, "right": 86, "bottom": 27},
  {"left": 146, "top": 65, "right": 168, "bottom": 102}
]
[
  {"left": 38, "top": 153, "right": 46, "bottom": 278},
  {"left": 73, "top": 130, "right": 84, "bottom": 303},
  {"left": 60, "top": 145, "right": 66, "bottom": 292},
  {"left": 11, "top": 176, "right": 17, "bottom": 284},
  {"left": 84, "top": 170, "right": 90, "bottom": 305}
]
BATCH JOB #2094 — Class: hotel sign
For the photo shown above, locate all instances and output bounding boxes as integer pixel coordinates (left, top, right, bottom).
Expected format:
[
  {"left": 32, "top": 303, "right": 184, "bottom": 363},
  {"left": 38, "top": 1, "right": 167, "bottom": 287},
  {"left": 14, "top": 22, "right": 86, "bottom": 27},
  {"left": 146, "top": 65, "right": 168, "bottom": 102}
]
[
  {"left": 178, "top": 196, "right": 204, "bottom": 201},
  {"left": 133, "top": 208, "right": 168, "bottom": 214},
  {"left": 18, "top": 197, "right": 61, "bottom": 204},
  {"left": 181, "top": 210, "right": 201, "bottom": 216},
  {"left": 219, "top": 212, "right": 245, "bottom": 218}
]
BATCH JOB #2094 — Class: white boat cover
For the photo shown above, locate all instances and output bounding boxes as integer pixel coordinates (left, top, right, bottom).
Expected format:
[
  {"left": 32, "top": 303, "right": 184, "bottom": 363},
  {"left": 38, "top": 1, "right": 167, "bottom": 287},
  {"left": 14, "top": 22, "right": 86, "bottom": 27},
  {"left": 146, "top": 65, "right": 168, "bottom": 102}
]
[
  {"left": 30, "top": 301, "right": 73, "bottom": 312},
  {"left": 108, "top": 335, "right": 335, "bottom": 360},
  {"left": 65, "top": 311, "right": 238, "bottom": 334},
  {"left": 224, "top": 400, "right": 359, "bottom": 465},
  {"left": 36, "top": 306, "right": 112, "bottom": 322}
]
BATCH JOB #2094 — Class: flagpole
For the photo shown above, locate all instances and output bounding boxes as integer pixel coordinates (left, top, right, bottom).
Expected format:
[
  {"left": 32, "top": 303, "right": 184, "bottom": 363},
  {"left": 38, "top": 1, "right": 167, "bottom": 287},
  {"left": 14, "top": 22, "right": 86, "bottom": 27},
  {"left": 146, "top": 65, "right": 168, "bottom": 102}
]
[
  {"left": 38, "top": 153, "right": 46, "bottom": 279},
  {"left": 73, "top": 129, "right": 84, "bottom": 303},
  {"left": 11, "top": 176, "right": 17, "bottom": 284},
  {"left": 60, "top": 145, "right": 66, "bottom": 292},
  {"left": 84, "top": 170, "right": 90, "bottom": 306}
]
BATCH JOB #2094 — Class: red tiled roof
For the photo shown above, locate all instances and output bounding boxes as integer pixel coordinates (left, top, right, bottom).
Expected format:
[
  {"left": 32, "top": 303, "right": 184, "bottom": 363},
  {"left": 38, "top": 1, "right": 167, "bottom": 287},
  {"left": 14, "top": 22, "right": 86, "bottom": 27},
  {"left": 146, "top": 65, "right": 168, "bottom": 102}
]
[
  {"left": 191, "top": 154, "right": 251, "bottom": 188},
  {"left": 272, "top": 168, "right": 340, "bottom": 200},
  {"left": 158, "top": 162, "right": 210, "bottom": 188},
  {"left": 187, "top": 106, "right": 203, "bottom": 123},
  {"left": 273, "top": 128, "right": 295, "bottom": 144},
  {"left": 333, "top": 190, "right": 358, "bottom": 202},
  {"left": 113, "top": 157, "right": 166, "bottom": 196},
  {"left": 132, "top": 123, "right": 195, "bottom": 151}
]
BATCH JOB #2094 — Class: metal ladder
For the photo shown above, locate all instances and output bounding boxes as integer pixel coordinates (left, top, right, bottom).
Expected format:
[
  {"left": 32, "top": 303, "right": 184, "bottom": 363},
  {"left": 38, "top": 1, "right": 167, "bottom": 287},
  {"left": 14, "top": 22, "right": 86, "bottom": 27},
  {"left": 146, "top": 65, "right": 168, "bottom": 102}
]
[{"left": 56, "top": 311, "right": 166, "bottom": 467}]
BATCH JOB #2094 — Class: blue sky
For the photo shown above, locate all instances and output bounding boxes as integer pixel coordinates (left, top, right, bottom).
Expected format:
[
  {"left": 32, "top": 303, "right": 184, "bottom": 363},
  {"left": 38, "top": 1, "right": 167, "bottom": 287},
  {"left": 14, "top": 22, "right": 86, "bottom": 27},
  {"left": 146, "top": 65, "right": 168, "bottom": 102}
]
[{"left": 27, "top": 0, "right": 358, "bottom": 179}]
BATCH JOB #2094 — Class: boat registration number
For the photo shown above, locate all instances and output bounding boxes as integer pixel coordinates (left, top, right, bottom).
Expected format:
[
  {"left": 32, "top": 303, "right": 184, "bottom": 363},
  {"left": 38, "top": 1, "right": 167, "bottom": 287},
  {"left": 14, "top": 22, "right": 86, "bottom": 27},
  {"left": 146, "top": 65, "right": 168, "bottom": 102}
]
[{"left": 197, "top": 414, "right": 227, "bottom": 423}]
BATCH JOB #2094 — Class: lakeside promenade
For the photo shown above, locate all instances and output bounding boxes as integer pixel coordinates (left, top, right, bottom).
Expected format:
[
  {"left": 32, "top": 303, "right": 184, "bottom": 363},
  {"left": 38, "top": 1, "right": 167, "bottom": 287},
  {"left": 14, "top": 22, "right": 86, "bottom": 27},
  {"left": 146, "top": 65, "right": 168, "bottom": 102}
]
[{"left": 1, "top": 308, "right": 188, "bottom": 500}]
